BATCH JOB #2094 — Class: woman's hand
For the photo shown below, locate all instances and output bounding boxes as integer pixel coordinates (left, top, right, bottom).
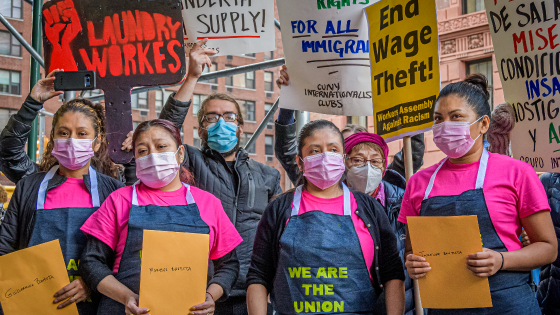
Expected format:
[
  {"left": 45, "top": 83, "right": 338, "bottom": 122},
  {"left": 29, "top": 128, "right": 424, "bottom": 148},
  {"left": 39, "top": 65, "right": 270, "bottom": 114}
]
[
  {"left": 405, "top": 254, "right": 431, "bottom": 279},
  {"left": 124, "top": 293, "right": 150, "bottom": 315},
  {"left": 276, "top": 65, "right": 289, "bottom": 89},
  {"left": 121, "top": 131, "right": 134, "bottom": 152},
  {"left": 466, "top": 248, "right": 502, "bottom": 278},
  {"left": 53, "top": 278, "right": 89, "bottom": 309},
  {"left": 30, "top": 69, "right": 64, "bottom": 103},
  {"left": 187, "top": 39, "right": 218, "bottom": 81},
  {"left": 189, "top": 292, "right": 215, "bottom": 315},
  {"left": 521, "top": 230, "right": 531, "bottom": 247}
]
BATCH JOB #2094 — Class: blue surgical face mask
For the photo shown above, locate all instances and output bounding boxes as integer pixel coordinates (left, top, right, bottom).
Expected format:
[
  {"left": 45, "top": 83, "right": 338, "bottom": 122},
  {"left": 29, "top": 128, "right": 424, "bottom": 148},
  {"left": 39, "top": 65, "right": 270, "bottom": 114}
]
[{"left": 206, "top": 118, "right": 238, "bottom": 153}]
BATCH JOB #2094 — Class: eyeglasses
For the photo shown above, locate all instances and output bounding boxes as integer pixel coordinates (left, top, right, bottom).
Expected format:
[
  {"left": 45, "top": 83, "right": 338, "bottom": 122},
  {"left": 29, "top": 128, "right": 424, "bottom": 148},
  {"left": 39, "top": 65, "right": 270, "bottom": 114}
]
[
  {"left": 348, "top": 157, "right": 384, "bottom": 168},
  {"left": 203, "top": 112, "right": 238, "bottom": 123}
]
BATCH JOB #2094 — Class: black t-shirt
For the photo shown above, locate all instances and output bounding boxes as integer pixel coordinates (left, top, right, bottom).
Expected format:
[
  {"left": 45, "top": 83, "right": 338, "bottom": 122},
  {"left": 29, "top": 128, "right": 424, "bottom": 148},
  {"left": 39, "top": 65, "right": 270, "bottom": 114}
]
[{"left": 226, "top": 161, "right": 239, "bottom": 195}]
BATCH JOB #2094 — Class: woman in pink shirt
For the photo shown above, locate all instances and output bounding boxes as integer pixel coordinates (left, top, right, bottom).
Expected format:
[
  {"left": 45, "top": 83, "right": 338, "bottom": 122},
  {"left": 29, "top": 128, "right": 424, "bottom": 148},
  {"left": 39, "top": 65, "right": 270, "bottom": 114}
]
[
  {"left": 399, "top": 74, "right": 557, "bottom": 314},
  {"left": 80, "top": 119, "right": 242, "bottom": 315}
]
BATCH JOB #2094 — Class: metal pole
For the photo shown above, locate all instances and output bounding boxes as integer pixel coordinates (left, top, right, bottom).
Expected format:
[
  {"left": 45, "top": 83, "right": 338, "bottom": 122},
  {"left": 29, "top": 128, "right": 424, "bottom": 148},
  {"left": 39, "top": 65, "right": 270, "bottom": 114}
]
[
  {"left": 403, "top": 135, "right": 424, "bottom": 315},
  {"left": 244, "top": 97, "right": 279, "bottom": 150},
  {"left": 84, "top": 58, "right": 286, "bottom": 102},
  {"left": 0, "top": 13, "right": 44, "bottom": 68},
  {"left": 274, "top": 18, "right": 281, "bottom": 30},
  {"left": 64, "top": 91, "right": 76, "bottom": 103},
  {"left": 295, "top": 110, "right": 309, "bottom": 133},
  {"left": 27, "top": 0, "right": 42, "bottom": 161}
]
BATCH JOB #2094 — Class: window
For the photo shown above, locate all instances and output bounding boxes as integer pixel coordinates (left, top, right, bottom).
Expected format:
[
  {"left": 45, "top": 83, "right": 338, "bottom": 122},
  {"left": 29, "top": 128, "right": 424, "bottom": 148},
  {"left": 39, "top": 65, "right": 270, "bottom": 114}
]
[
  {"left": 131, "top": 91, "right": 148, "bottom": 109},
  {"left": 0, "top": 0, "right": 22, "bottom": 19},
  {"left": 466, "top": 58, "right": 493, "bottom": 108},
  {"left": 200, "top": 63, "right": 217, "bottom": 84},
  {"left": 463, "top": 0, "right": 484, "bottom": 14},
  {"left": 241, "top": 132, "right": 256, "bottom": 154},
  {"left": 226, "top": 68, "right": 255, "bottom": 89},
  {"left": 265, "top": 135, "right": 274, "bottom": 156},
  {"left": 239, "top": 100, "right": 255, "bottom": 122},
  {"left": 155, "top": 90, "right": 164, "bottom": 110},
  {"left": 0, "top": 108, "right": 15, "bottom": 131},
  {"left": 193, "top": 128, "right": 201, "bottom": 148},
  {"left": 0, "top": 69, "right": 20, "bottom": 95},
  {"left": 82, "top": 89, "right": 103, "bottom": 98},
  {"left": 192, "top": 94, "right": 206, "bottom": 116},
  {"left": 264, "top": 51, "right": 273, "bottom": 61},
  {"left": 0, "top": 31, "right": 20, "bottom": 57},
  {"left": 264, "top": 103, "right": 274, "bottom": 126},
  {"left": 133, "top": 121, "right": 141, "bottom": 130},
  {"left": 243, "top": 53, "right": 256, "bottom": 58},
  {"left": 264, "top": 72, "right": 274, "bottom": 92}
]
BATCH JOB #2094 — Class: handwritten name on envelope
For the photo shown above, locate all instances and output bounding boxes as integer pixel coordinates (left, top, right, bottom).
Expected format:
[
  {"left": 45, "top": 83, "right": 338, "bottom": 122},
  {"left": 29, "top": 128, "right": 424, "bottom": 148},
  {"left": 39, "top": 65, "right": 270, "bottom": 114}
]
[
  {"left": 0, "top": 240, "right": 78, "bottom": 315},
  {"left": 139, "top": 230, "right": 210, "bottom": 313},
  {"left": 407, "top": 215, "right": 492, "bottom": 309}
]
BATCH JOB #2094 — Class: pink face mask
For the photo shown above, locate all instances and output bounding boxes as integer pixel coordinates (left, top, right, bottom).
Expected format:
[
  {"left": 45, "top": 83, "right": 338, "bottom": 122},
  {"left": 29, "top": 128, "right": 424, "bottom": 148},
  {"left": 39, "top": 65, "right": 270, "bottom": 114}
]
[
  {"left": 51, "top": 137, "right": 96, "bottom": 170},
  {"left": 433, "top": 117, "right": 482, "bottom": 159},
  {"left": 136, "top": 148, "right": 181, "bottom": 189},
  {"left": 302, "top": 152, "right": 345, "bottom": 190}
]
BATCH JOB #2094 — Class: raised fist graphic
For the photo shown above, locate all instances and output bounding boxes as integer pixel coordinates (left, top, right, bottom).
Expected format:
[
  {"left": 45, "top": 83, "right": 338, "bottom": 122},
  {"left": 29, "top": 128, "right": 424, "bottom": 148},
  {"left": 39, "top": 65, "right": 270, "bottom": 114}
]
[{"left": 43, "top": 0, "right": 82, "bottom": 72}]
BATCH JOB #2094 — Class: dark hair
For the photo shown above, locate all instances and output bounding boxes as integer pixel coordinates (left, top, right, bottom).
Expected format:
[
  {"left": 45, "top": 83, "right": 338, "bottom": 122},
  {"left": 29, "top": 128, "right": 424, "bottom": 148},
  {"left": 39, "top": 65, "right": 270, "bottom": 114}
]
[
  {"left": 132, "top": 119, "right": 194, "bottom": 185},
  {"left": 437, "top": 73, "right": 492, "bottom": 119},
  {"left": 340, "top": 124, "right": 367, "bottom": 135},
  {"left": 296, "top": 120, "right": 345, "bottom": 188},
  {"left": 39, "top": 98, "right": 120, "bottom": 179},
  {"left": 197, "top": 93, "right": 244, "bottom": 127}
]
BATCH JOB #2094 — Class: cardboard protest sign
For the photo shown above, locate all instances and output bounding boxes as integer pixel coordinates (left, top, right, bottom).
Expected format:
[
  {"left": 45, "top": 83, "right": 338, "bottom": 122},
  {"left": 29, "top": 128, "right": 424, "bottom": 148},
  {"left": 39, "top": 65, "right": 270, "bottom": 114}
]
[
  {"left": 484, "top": 0, "right": 560, "bottom": 171},
  {"left": 43, "top": 0, "right": 187, "bottom": 163},
  {"left": 139, "top": 230, "right": 209, "bottom": 313},
  {"left": 0, "top": 240, "right": 78, "bottom": 315},
  {"left": 365, "top": 0, "right": 439, "bottom": 142},
  {"left": 181, "top": 0, "right": 275, "bottom": 56},
  {"left": 407, "top": 216, "right": 492, "bottom": 309},
  {"left": 276, "top": 0, "right": 375, "bottom": 116}
]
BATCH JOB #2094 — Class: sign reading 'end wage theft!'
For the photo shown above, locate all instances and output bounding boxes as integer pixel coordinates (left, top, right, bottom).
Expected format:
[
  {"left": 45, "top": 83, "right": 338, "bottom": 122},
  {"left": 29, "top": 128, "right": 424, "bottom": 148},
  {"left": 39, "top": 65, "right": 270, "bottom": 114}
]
[
  {"left": 43, "top": 0, "right": 187, "bottom": 163},
  {"left": 365, "top": 0, "right": 439, "bottom": 142}
]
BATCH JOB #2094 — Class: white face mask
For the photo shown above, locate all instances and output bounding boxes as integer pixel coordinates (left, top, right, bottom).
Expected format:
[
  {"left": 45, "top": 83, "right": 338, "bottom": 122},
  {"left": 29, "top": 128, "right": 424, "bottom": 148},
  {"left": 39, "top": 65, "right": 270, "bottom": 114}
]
[{"left": 346, "top": 163, "right": 383, "bottom": 195}]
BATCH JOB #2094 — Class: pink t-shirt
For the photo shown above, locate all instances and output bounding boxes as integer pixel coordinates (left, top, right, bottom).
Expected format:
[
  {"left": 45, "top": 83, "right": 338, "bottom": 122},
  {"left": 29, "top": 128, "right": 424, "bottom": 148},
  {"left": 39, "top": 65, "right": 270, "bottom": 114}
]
[
  {"left": 398, "top": 152, "right": 550, "bottom": 251},
  {"left": 44, "top": 177, "right": 93, "bottom": 209},
  {"left": 81, "top": 183, "right": 242, "bottom": 273},
  {"left": 297, "top": 190, "right": 375, "bottom": 278}
]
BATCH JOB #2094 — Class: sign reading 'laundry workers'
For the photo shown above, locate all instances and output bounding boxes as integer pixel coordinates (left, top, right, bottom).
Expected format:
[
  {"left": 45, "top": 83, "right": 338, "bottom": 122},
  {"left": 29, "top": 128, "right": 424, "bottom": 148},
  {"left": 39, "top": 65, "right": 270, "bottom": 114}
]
[
  {"left": 42, "top": 0, "right": 186, "bottom": 163},
  {"left": 484, "top": 0, "right": 560, "bottom": 172},
  {"left": 365, "top": 0, "right": 439, "bottom": 142},
  {"left": 182, "top": 0, "right": 275, "bottom": 56},
  {"left": 276, "top": 0, "right": 375, "bottom": 116}
]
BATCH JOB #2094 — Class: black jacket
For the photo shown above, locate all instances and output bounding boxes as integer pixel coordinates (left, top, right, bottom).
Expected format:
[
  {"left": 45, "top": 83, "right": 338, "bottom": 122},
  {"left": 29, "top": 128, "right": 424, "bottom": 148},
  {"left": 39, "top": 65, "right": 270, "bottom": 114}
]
[
  {"left": 158, "top": 94, "right": 283, "bottom": 297},
  {"left": 274, "top": 121, "right": 425, "bottom": 189},
  {"left": 537, "top": 172, "right": 560, "bottom": 314},
  {"left": 246, "top": 189, "right": 405, "bottom": 296},
  {"left": 0, "top": 170, "right": 124, "bottom": 255}
]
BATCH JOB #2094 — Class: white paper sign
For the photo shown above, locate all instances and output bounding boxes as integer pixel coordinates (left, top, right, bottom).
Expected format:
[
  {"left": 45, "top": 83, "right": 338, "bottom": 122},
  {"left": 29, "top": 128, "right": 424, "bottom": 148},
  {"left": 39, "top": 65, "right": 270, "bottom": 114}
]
[
  {"left": 485, "top": 0, "right": 560, "bottom": 172},
  {"left": 181, "top": 0, "right": 275, "bottom": 56},
  {"left": 277, "top": 0, "right": 376, "bottom": 116}
]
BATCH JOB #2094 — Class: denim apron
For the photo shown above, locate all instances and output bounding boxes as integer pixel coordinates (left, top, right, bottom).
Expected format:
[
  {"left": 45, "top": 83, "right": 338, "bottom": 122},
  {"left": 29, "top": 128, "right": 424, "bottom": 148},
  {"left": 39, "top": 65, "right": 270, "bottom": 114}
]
[
  {"left": 420, "top": 149, "right": 540, "bottom": 314},
  {"left": 29, "top": 165, "right": 101, "bottom": 315},
  {"left": 271, "top": 184, "right": 377, "bottom": 315},
  {"left": 97, "top": 183, "right": 210, "bottom": 314}
]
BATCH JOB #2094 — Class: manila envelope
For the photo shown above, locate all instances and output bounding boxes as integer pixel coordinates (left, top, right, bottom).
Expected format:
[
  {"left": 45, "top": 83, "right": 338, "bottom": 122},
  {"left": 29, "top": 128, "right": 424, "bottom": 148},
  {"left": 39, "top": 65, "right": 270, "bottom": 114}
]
[
  {"left": 0, "top": 239, "right": 78, "bottom": 315},
  {"left": 407, "top": 216, "right": 492, "bottom": 309},
  {"left": 139, "top": 230, "right": 210, "bottom": 313}
]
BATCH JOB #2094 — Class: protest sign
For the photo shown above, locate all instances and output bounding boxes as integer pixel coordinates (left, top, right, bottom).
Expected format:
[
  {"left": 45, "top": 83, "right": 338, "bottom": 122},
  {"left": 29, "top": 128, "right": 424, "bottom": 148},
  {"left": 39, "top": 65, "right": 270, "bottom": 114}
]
[
  {"left": 43, "top": 0, "right": 187, "bottom": 163},
  {"left": 365, "top": 0, "right": 439, "bottom": 142},
  {"left": 484, "top": 0, "right": 560, "bottom": 172},
  {"left": 0, "top": 240, "right": 78, "bottom": 315},
  {"left": 407, "top": 216, "right": 492, "bottom": 309},
  {"left": 139, "top": 230, "right": 209, "bottom": 313},
  {"left": 276, "top": 0, "right": 375, "bottom": 116},
  {"left": 181, "top": 0, "right": 275, "bottom": 56}
]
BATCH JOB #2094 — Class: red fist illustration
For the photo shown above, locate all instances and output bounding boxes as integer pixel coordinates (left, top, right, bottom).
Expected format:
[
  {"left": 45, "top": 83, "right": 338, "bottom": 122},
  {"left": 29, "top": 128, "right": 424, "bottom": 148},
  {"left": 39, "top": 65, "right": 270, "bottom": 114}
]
[{"left": 43, "top": 0, "right": 82, "bottom": 72}]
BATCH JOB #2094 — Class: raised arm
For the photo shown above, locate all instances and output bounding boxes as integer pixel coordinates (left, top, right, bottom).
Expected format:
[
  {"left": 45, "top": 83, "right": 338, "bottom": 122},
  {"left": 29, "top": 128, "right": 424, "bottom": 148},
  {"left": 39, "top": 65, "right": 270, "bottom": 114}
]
[{"left": 0, "top": 70, "right": 63, "bottom": 183}]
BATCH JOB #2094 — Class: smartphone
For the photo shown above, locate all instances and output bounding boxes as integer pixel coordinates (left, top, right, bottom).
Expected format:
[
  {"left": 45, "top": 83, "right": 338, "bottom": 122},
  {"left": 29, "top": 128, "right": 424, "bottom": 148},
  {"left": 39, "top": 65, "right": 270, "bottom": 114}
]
[{"left": 54, "top": 71, "right": 96, "bottom": 91}]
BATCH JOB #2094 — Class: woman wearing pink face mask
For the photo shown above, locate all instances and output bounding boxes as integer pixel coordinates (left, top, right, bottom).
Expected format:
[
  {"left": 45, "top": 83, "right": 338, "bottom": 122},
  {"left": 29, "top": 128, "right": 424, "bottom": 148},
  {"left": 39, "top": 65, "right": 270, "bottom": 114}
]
[
  {"left": 80, "top": 119, "right": 242, "bottom": 315},
  {"left": 399, "top": 74, "right": 557, "bottom": 314},
  {"left": 247, "top": 119, "right": 405, "bottom": 315},
  {"left": 0, "top": 69, "right": 124, "bottom": 314}
]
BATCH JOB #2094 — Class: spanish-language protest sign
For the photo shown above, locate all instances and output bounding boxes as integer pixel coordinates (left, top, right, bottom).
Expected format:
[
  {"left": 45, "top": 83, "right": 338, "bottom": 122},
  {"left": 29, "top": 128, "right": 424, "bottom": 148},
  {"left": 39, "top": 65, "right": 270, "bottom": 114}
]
[
  {"left": 365, "top": 0, "right": 439, "bottom": 142},
  {"left": 276, "top": 0, "right": 375, "bottom": 116},
  {"left": 484, "top": 0, "right": 560, "bottom": 172},
  {"left": 43, "top": 0, "right": 186, "bottom": 163},
  {"left": 182, "top": 0, "right": 275, "bottom": 55}
]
